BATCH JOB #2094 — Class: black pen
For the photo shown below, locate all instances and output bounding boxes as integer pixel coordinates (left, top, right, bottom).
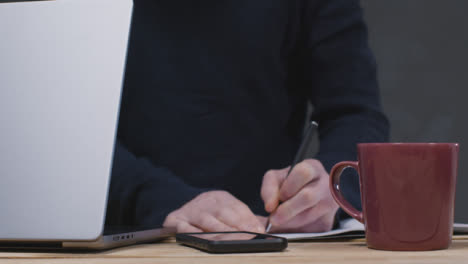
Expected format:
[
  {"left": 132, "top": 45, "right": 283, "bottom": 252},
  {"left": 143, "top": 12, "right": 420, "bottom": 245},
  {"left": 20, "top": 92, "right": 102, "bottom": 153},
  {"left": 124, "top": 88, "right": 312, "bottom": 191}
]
[{"left": 265, "top": 120, "right": 319, "bottom": 233}]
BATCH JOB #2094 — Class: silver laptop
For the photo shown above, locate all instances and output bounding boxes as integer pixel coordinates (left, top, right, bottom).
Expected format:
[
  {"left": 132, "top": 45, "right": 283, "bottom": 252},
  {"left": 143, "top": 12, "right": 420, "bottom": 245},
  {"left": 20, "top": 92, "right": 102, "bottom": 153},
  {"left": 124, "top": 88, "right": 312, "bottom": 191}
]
[{"left": 0, "top": 0, "right": 173, "bottom": 250}]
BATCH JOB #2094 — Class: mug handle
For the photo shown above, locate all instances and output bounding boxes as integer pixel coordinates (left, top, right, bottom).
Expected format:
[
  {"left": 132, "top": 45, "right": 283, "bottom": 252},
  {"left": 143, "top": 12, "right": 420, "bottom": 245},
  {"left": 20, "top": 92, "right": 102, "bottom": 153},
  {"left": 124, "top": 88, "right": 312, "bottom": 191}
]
[{"left": 329, "top": 161, "right": 364, "bottom": 223}]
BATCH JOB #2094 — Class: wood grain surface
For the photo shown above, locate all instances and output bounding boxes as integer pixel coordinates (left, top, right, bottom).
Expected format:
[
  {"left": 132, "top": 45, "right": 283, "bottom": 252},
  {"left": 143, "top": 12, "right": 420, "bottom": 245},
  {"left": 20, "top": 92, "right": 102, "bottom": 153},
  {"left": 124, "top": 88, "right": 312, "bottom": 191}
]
[{"left": 1, "top": 236, "right": 467, "bottom": 264}]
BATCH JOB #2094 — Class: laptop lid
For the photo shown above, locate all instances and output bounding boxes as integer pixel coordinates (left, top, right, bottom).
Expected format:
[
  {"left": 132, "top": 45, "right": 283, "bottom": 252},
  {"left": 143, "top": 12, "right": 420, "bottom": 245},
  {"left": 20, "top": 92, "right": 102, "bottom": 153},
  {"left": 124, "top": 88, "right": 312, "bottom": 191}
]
[{"left": 0, "top": 0, "right": 132, "bottom": 241}]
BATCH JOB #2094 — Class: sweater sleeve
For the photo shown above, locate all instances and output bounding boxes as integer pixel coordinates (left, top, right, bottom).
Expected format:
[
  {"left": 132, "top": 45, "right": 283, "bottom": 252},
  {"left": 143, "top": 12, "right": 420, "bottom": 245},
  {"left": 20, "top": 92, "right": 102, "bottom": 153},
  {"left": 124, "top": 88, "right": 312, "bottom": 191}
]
[
  {"left": 301, "top": 0, "right": 390, "bottom": 220},
  {"left": 105, "top": 140, "right": 209, "bottom": 227}
]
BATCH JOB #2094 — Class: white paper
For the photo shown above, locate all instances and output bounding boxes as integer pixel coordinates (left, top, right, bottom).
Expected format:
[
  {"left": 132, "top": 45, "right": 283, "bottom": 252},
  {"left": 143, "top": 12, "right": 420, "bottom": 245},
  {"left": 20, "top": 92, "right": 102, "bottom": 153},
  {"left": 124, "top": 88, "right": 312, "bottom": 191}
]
[
  {"left": 274, "top": 219, "right": 468, "bottom": 241},
  {"left": 273, "top": 218, "right": 365, "bottom": 241}
]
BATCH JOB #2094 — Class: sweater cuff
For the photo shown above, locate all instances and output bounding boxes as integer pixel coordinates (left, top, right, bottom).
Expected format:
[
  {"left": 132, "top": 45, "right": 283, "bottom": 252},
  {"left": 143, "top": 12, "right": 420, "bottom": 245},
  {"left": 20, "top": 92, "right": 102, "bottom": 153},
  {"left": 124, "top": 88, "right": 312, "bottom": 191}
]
[{"left": 134, "top": 178, "right": 211, "bottom": 227}]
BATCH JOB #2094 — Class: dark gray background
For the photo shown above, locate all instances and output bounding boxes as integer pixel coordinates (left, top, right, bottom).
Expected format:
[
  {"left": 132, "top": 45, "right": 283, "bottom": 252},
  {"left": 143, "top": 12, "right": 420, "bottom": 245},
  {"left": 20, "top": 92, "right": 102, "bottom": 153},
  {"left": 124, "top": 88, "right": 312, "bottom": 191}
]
[{"left": 361, "top": 0, "right": 468, "bottom": 221}]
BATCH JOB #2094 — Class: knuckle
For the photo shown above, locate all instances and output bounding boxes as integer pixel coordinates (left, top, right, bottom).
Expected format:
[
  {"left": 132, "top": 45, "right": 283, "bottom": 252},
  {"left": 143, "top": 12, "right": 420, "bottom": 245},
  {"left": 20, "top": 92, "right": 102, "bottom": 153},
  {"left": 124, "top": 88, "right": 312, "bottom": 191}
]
[
  {"left": 305, "top": 159, "right": 323, "bottom": 169},
  {"left": 195, "top": 191, "right": 212, "bottom": 202},
  {"left": 232, "top": 202, "right": 250, "bottom": 214},
  {"left": 264, "top": 170, "right": 277, "bottom": 181},
  {"left": 199, "top": 190, "right": 231, "bottom": 205},
  {"left": 305, "top": 160, "right": 326, "bottom": 176},
  {"left": 277, "top": 205, "right": 294, "bottom": 223},
  {"left": 301, "top": 189, "right": 316, "bottom": 204},
  {"left": 164, "top": 210, "right": 181, "bottom": 223},
  {"left": 215, "top": 207, "right": 233, "bottom": 219},
  {"left": 198, "top": 213, "right": 213, "bottom": 227},
  {"left": 294, "top": 163, "right": 313, "bottom": 178},
  {"left": 213, "top": 190, "right": 231, "bottom": 199},
  {"left": 279, "top": 186, "right": 293, "bottom": 200}
]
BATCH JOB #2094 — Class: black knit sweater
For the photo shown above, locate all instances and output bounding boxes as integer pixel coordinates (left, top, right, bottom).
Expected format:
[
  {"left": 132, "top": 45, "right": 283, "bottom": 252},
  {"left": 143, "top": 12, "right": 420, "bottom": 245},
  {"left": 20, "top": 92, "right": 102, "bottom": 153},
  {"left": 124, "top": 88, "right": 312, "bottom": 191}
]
[{"left": 105, "top": 0, "right": 390, "bottom": 228}]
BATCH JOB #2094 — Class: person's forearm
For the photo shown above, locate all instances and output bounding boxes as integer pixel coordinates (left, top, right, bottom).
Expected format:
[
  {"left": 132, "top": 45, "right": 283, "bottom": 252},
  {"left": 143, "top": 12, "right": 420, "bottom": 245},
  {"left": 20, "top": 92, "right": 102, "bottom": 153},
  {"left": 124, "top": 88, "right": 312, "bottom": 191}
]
[
  {"left": 315, "top": 110, "right": 389, "bottom": 223},
  {"left": 315, "top": 109, "right": 389, "bottom": 172},
  {"left": 302, "top": 0, "right": 390, "bottom": 171},
  {"left": 301, "top": 0, "right": 390, "bottom": 221},
  {"left": 105, "top": 141, "right": 209, "bottom": 227}
]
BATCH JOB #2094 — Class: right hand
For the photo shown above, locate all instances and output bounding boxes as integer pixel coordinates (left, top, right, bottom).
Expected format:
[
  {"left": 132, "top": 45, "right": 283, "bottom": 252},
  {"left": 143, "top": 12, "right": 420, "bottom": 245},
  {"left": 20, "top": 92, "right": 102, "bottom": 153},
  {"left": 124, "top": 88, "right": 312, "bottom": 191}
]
[{"left": 163, "top": 190, "right": 265, "bottom": 233}]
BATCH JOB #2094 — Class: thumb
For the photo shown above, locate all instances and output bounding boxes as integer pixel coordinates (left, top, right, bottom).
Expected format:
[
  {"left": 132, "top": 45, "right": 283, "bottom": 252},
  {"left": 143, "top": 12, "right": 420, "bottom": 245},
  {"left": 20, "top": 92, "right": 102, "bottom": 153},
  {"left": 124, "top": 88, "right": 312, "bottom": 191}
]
[{"left": 260, "top": 167, "right": 290, "bottom": 213}]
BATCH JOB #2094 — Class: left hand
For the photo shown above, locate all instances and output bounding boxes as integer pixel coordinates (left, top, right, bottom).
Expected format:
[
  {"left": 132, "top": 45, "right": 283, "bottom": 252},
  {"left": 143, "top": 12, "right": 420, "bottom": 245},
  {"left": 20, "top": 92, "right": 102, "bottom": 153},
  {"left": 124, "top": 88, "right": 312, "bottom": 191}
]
[{"left": 260, "top": 159, "right": 339, "bottom": 233}]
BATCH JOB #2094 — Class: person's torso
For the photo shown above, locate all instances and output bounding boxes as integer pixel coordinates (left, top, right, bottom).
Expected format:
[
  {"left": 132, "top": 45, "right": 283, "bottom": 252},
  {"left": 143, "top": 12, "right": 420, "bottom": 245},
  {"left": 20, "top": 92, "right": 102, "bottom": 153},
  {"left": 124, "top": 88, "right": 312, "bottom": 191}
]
[{"left": 118, "top": 0, "right": 309, "bottom": 213}]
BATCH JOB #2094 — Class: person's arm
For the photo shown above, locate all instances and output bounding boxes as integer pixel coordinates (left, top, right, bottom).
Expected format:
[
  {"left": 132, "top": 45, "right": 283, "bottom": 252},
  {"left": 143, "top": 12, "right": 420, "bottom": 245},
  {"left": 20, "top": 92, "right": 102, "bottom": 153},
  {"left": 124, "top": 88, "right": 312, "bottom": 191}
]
[
  {"left": 105, "top": 140, "right": 207, "bottom": 227},
  {"left": 106, "top": 140, "right": 265, "bottom": 233},
  {"left": 303, "top": 0, "right": 390, "bottom": 220},
  {"left": 260, "top": 0, "right": 389, "bottom": 233}
]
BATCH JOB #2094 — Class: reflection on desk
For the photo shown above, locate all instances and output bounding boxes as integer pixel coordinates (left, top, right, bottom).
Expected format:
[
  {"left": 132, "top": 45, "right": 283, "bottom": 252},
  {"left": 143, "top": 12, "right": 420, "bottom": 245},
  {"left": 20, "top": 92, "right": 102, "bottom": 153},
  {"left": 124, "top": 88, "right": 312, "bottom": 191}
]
[{"left": 1, "top": 236, "right": 468, "bottom": 264}]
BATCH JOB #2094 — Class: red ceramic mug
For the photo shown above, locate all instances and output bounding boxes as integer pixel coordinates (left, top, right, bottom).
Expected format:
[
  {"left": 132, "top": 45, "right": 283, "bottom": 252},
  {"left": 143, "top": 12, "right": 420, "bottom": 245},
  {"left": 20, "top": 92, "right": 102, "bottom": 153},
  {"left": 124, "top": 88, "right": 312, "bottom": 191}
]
[{"left": 329, "top": 143, "right": 459, "bottom": 251}]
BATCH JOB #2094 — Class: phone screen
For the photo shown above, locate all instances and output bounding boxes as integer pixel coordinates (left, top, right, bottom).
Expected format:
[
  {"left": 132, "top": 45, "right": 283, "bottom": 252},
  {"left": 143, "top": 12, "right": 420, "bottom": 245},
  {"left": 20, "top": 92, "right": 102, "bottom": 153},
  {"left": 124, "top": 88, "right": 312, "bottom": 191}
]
[{"left": 187, "top": 232, "right": 276, "bottom": 241}]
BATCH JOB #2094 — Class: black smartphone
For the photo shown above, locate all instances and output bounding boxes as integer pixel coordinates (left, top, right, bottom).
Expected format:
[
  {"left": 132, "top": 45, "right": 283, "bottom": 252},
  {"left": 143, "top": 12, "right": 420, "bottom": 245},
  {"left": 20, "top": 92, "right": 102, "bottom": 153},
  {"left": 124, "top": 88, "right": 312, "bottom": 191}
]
[{"left": 176, "top": 231, "right": 288, "bottom": 253}]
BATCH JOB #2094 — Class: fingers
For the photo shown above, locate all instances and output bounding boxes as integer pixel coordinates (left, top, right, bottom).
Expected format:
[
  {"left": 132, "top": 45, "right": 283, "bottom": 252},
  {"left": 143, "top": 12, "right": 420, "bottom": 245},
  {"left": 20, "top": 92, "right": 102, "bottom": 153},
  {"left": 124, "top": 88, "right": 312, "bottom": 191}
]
[
  {"left": 212, "top": 192, "right": 265, "bottom": 233},
  {"left": 216, "top": 202, "right": 265, "bottom": 233},
  {"left": 163, "top": 191, "right": 265, "bottom": 234},
  {"left": 261, "top": 160, "right": 324, "bottom": 215},
  {"left": 274, "top": 200, "right": 329, "bottom": 230},
  {"left": 264, "top": 159, "right": 340, "bottom": 233},
  {"left": 296, "top": 211, "right": 337, "bottom": 233},
  {"left": 279, "top": 159, "right": 323, "bottom": 202},
  {"left": 256, "top": 215, "right": 268, "bottom": 227},
  {"left": 192, "top": 213, "right": 238, "bottom": 232},
  {"left": 272, "top": 209, "right": 335, "bottom": 233},
  {"left": 270, "top": 181, "right": 321, "bottom": 226},
  {"left": 261, "top": 167, "right": 290, "bottom": 213},
  {"left": 163, "top": 213, "right": 203, "bottom": 233},
  {"left": 175, "top": 222, "right": 204, "bottom": 233}
]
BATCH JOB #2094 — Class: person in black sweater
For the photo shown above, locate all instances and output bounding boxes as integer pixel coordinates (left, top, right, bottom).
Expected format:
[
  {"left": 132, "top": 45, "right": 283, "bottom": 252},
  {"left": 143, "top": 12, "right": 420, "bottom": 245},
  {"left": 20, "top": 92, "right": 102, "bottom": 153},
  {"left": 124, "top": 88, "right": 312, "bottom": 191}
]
[{"left": 105, "top": 0, "right": 390, "bottom": 233}]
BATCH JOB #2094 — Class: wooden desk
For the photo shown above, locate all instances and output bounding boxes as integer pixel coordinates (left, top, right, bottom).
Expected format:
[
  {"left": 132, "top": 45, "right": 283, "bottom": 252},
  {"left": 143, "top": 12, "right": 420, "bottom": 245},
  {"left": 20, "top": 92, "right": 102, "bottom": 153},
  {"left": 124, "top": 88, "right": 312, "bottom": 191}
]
[{"left": 1, "top": 237, "right": 468, "bottom": 264}]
